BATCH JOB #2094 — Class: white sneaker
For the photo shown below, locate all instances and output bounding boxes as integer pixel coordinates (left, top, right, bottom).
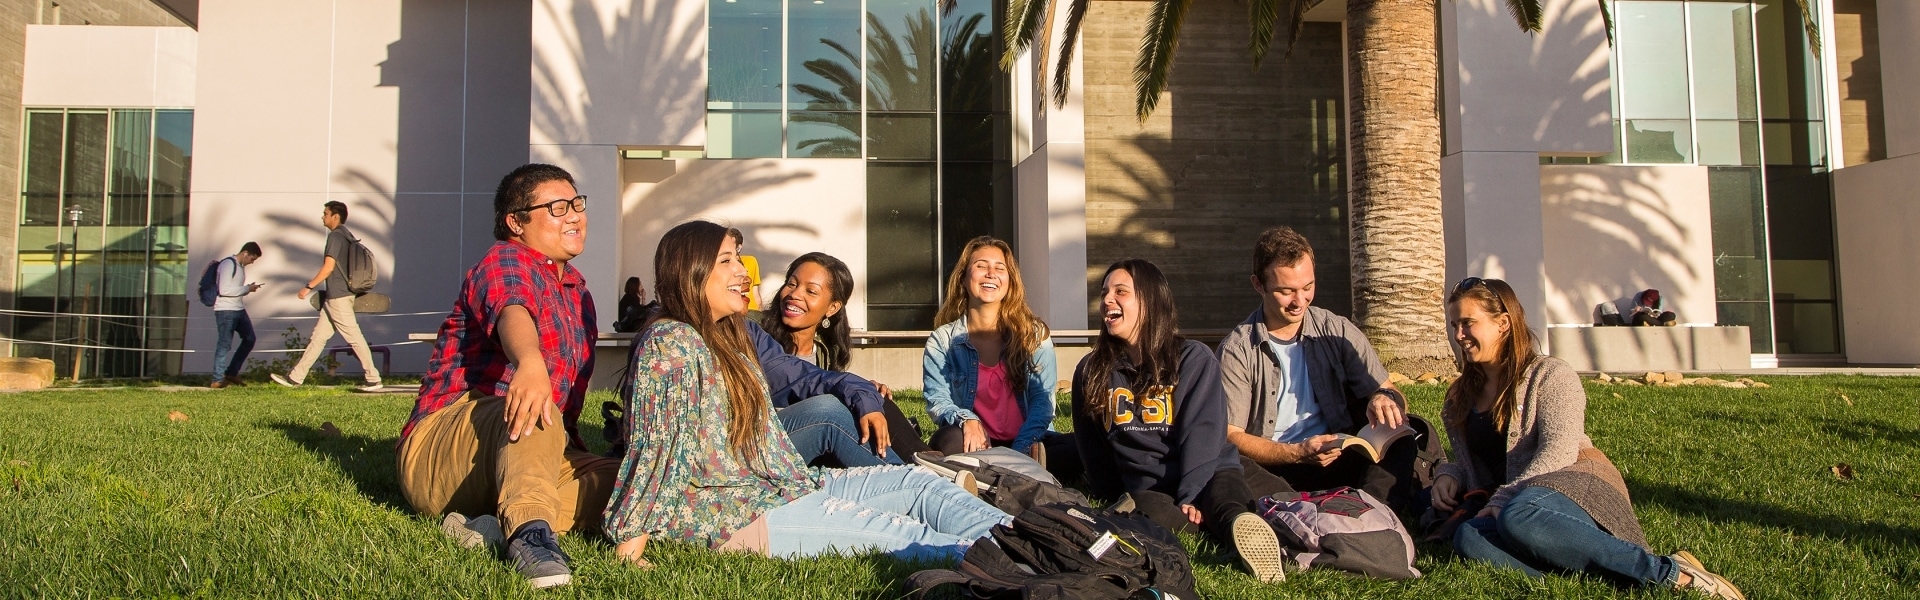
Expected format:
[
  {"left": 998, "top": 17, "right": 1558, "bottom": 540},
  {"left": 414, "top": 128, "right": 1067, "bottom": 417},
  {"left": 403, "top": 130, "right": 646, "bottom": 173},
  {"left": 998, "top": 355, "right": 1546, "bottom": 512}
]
[
  {"left": 270, "top": 373, "right": 299, "bottom": 388},
  {"left": 441, "top": 513, "right": 505, "bottom": 549},
  {"left": 1232, "top": 512, "right": 1286, "bottom": 583},
  {"left": 356, "top": 382, "right": 384, "bottom": 393}
]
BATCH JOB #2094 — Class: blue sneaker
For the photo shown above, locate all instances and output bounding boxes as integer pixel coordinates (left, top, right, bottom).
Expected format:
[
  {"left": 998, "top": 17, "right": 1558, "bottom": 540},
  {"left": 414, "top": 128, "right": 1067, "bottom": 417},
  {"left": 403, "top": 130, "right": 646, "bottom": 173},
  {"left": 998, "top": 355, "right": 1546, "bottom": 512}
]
[{"left": 506, "top": 520, "right": 572, "bottom": 589}]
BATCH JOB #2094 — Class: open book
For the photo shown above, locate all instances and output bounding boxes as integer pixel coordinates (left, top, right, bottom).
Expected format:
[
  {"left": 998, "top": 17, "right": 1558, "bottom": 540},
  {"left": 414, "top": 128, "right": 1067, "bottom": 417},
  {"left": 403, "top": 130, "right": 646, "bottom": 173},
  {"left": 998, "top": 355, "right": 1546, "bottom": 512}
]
[{"left": 1330, "top": 422, "right": 1415, "bottom": 463}]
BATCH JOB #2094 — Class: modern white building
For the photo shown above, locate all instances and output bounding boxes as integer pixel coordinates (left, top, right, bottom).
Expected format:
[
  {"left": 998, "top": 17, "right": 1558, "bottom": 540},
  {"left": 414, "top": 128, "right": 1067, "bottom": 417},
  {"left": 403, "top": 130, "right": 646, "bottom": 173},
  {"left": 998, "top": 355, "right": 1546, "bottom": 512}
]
[{"left": 9, "top": 0, "right": 1917, "bottom": 378}]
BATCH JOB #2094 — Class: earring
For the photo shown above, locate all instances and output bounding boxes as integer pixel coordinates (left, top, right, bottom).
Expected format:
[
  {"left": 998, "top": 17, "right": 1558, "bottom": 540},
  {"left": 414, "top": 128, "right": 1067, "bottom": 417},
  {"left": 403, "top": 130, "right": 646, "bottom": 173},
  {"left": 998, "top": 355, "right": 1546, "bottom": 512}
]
[{"left": 821, "top": 316, "right": 832, "bottom": 329}]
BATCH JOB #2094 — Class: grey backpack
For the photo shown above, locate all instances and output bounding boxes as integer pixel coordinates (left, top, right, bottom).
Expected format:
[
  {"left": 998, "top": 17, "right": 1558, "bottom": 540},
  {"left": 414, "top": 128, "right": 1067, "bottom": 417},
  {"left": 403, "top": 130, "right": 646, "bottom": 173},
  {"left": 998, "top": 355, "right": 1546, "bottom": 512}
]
[
  {"left": 341, "top": 230, "right": 377, "bottom": 294},
  {"left": 1255, "top": 486, "right": 1422, "bottom": 580}
]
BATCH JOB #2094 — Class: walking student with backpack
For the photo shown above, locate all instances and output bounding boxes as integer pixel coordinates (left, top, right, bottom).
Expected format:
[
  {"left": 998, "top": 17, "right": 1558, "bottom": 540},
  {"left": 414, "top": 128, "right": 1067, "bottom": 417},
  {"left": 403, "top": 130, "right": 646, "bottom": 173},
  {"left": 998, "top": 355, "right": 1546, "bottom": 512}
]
[
  {"left": 200, "top": 242, "right": 263, "bottom": 389},
  {"left": 272, "top": 200, "right": 382, "bottom": 391},
  {"left": 1072, "top": 258, "right": 1288, "bottom": 583}
]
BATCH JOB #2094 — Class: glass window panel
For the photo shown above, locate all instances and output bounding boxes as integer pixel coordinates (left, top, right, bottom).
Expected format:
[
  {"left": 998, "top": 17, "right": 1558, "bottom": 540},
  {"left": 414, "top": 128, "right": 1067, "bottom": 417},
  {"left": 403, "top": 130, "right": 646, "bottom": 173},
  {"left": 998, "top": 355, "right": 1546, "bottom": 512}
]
[
  {"left": 1773, "top": 301, "right": 1838, "bottom": 354},
  {"left": 710, "top": 0, "right": 783, "bottom": 109},
  {"left": 23, "top": 111, "right": 65, "bottom": 227},
  {"left": 866, "top": 0, "right": 935, "bottom": 111},
  {"left": 789, "top": 0, "right": 861, "bottom": 111},
  {"left": 1755, "top": 0, "right": 1823, "bottom": 122},
  {"left": 788, "top": 111, "right": 861, "bottom": 157},
  {"left": 1762, "top": 121, "right": 1827, "bottom": 166},
  {"left": 1689, "top": 3, "right": 1758, "bottom": 120},
  {"left": 1717, "top": 301, "right": 1774, "bottom": 354},
  {"left": 1596, "top": 121, "right": 1623, "bottom": 164},
  {"left": 1696, "top": 120, "right": 1761, "bottom": 165},
  {"left": 1770, "top": 259, "right": 1831, "bottom": 301},
  {"left": 942, "top": 0, "right": 1006, "bottom": 113},
  {"left": 866, "top": 162, "right": 937, "bottom": 329},
  {"left": 1625, "top": 120, "right": 1692, "bottom": 163},
  {"left": 707, "top": 111, "right": 784, "bottom": 158},
  {"left": 866, "top": 113, "right": 935, "bottom": 159},
  {"left": 940, "top": 162, "right": 1015, "bottom": 277},
  {"left": 1707, "top": 167, "right": 1769, "bottom": 303},
  {"left": 64, "top": 111, "right": 108, "bottom": 227},
  {"left": 1617, "top": 1, "right": 1691, "bottom": 120},
  {"left": 942, "top": 113, "right": 1010, "bottom": 161},
  {"left": 110, "top": 109, "right": 152, "bottom": 226},
  {"left": 151, "top": 110, "right": 193, "bottom": 226}
]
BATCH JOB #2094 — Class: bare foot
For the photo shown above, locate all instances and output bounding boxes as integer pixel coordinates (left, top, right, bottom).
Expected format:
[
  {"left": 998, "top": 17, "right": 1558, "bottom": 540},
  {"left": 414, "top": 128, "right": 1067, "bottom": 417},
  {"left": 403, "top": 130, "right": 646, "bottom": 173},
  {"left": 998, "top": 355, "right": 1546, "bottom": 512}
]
[{"left": 616, "top": 535, "right": 652, "bottom": 569}]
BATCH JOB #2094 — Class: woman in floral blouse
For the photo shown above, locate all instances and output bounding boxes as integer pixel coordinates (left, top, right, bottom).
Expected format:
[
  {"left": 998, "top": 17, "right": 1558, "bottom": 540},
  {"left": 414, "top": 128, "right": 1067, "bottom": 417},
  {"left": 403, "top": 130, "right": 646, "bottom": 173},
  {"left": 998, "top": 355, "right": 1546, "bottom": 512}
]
[{"left": 604, "top": 220, "right": 1010, "bottom": 566}]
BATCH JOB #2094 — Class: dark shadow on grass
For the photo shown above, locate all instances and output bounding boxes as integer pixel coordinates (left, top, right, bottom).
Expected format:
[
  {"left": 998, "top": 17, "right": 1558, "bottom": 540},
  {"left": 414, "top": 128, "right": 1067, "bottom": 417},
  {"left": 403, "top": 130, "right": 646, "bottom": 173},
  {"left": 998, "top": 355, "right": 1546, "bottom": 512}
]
[
  {"left": 267, "top": 421, "right": 409, "bottom": 510},
  {"left": 1812, "top": 416, "right": 1920, "bottom": 448},
  {"left": 1629, "top": 477, "right": 1920, "bottom": 582}
]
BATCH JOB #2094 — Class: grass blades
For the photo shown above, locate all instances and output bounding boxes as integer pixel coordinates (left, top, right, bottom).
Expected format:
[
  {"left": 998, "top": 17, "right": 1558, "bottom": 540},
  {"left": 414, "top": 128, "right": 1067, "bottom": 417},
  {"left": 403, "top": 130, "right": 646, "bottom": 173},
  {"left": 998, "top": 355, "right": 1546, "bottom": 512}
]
[{"left": 2, "top": 375, "right": 1916, "bottom": 598}]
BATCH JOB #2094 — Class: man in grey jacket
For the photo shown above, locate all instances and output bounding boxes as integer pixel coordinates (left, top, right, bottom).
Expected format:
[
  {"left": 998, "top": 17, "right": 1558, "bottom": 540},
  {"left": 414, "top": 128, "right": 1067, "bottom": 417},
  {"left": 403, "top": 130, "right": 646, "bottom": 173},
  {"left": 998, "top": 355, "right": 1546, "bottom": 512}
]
[{"left": 1218, "top": 227, "right": 1421, "bottom": 509}]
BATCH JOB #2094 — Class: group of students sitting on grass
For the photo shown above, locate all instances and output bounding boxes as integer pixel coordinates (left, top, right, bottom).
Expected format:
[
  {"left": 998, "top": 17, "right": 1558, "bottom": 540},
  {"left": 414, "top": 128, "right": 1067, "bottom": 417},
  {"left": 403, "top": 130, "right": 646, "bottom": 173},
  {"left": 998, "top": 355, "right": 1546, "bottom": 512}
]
[{"left": 394, "top": 164, "right": 1744, "bottom": 598}]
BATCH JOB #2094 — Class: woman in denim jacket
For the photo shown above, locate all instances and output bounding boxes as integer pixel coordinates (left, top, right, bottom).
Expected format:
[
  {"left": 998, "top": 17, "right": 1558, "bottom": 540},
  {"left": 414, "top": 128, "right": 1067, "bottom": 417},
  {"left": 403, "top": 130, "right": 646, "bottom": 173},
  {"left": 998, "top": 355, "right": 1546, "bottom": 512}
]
[{"left": 921, "top": 237, "right": 1075, "bottom": 476}]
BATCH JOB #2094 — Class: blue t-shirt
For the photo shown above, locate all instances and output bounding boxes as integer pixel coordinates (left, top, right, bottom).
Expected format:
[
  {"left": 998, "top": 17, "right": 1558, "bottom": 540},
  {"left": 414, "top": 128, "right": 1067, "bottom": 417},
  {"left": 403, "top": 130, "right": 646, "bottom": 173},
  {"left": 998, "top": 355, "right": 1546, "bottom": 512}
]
[{"left": 1263, "top": 332, "right": 1326, "bottom": 443}]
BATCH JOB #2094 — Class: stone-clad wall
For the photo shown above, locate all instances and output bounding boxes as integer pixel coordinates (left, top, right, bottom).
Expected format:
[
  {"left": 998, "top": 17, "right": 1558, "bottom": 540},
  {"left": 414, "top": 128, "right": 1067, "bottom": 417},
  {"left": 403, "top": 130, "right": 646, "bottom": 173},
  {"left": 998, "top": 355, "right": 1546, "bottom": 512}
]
[{"left": 1082, "top": 1, "right": 1349, "bottom": 330}]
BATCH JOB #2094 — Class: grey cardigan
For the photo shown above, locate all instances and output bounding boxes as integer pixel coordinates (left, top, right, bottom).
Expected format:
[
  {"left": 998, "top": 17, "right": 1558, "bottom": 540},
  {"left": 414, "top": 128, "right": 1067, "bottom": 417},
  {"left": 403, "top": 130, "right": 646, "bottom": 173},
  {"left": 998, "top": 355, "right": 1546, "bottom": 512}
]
[
  {"left": 1437, "top": 356, "right": 1647, "bottom": 546},
  {"left": 1218, "top": 306, "right": 1400, "bottom": 438}
]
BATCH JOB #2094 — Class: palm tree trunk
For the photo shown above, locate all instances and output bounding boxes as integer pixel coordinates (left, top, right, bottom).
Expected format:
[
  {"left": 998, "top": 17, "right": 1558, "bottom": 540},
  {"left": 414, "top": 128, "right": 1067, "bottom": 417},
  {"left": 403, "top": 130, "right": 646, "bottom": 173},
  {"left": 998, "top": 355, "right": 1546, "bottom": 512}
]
[{"left": 1345, "top": 0, "right": 1451, "bottom": 368}]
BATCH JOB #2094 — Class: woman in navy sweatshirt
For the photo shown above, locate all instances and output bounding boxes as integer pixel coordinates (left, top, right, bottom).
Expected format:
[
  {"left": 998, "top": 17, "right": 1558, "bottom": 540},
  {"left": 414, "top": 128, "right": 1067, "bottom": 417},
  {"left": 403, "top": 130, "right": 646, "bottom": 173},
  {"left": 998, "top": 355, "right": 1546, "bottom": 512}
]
[{"left": 1072, "top": 258, "right": 1287, "bottom": 583}]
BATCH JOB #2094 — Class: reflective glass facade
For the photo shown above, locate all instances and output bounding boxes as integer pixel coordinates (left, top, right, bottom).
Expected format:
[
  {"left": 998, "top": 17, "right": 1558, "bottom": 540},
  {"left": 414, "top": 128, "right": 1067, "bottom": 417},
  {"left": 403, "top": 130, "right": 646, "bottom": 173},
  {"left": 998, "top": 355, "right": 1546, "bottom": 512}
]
[
  {"left": 15, "top": 108, "right": 193, "bottom": 377},
  {"left": 1585, "top": 0, "right": 1836, "bottom": 356},
  {"left": 708, "top": 0, "right": 1013, "bottom": 329}
]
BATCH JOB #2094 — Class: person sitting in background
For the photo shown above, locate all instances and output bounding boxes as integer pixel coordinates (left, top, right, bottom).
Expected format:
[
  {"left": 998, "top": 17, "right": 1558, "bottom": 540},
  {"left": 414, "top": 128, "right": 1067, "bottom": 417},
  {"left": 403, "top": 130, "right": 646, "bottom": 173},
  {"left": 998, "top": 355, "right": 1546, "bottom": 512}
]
[
  {"left": 922, "top": 236, "right": 1077, "bottom": 477},
  {"left": 1072, "top": 258, "right": 1286, "bottom": 583},
  {"left": 605, "top": 220, "right": 1009, "bottom": 567},
  {"left": 1594, "top": 289, "right": 1676, "bottom": 327},
  {"left": 612, "top": 276, "right": 650, "bottom": 333},
  {"left": 759, "top": 252, "right": 934, "bottom": 460},
  {"left": 1434, "top": 277, "right": 1740, "bottom": 598}
]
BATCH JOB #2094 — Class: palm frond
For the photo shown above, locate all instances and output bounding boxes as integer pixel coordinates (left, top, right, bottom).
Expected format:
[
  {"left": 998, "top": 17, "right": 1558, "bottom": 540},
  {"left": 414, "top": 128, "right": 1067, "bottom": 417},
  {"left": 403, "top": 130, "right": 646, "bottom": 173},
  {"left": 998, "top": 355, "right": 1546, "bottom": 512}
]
[
  {"left": 1794, "top": 0, "right": 1821, "bottom": 54},
  {"left": 1272, "top": 0, "right": 1321, "bottom": 69},
  {"left": 1133, "top": 0, "right": 1196, "bottom": 121},
  {"left": 1597, "top": 0, "right": 1615, "bottom": 46},
  {"left": 1505, "top": 0, "right": 1544, "bottom": 33},
  {"left": 1049, "top": 0, "right": 1089, "bottom": 107},
  {"left": 1001, "top": 0, "right": 1056, "bottom": 71},
  {"left": 1248, "top": 0, "right": 1280, "bottom": 67}
]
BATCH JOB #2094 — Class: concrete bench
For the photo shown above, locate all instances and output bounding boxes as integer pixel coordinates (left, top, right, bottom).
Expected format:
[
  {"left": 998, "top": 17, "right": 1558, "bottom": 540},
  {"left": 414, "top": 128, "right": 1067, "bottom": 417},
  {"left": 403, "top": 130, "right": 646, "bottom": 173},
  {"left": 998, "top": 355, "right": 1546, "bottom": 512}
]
[
  {"left": 1547, "top": 325, "right": 1751, "bottom": 372},
  {"left": 325, "top": 345, "right": 391, "bottom": 377}
]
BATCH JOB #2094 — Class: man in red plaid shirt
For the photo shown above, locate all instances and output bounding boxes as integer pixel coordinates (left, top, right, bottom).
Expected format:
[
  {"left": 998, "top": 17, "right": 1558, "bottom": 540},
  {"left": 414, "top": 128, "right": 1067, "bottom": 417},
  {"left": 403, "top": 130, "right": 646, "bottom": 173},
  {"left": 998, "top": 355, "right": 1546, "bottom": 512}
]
[{"left": 396, "top": 163, "right": 609, "bottom": 589}]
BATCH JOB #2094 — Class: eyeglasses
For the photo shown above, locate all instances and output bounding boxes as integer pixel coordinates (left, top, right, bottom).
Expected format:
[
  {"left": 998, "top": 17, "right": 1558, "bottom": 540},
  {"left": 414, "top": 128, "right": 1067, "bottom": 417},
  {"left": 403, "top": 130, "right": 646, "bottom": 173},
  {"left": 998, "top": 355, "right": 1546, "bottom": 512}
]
[
  {"left": 1453, "top": 276, "right": 1508, "bottom": 313},
  {"left": 514, "top": 195, "right": 587, "bottom": 217}
]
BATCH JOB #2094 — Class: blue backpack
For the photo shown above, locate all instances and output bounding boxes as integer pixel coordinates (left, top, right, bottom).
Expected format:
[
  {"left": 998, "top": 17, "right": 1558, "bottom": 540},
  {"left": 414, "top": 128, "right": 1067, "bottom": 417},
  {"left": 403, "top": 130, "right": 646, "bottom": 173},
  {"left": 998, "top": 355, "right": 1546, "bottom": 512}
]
[{"left": 196, "top": 257, "right": 232, "bottom": 307}]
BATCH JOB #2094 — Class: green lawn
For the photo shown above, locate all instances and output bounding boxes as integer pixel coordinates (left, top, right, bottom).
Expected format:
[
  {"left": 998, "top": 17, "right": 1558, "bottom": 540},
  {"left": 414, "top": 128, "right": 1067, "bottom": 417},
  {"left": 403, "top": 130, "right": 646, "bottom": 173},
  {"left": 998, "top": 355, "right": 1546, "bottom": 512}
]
[{"left": 2, "top": 376, "right": 1917, "bottom": 598}]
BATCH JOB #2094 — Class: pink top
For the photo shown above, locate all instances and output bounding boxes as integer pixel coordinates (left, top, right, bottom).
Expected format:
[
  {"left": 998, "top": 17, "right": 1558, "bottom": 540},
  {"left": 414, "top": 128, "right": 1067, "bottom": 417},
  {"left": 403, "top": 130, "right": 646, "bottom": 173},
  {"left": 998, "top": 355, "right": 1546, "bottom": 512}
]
[{"left": 973, "top": 362, "right": 1024, "bottom": 443}]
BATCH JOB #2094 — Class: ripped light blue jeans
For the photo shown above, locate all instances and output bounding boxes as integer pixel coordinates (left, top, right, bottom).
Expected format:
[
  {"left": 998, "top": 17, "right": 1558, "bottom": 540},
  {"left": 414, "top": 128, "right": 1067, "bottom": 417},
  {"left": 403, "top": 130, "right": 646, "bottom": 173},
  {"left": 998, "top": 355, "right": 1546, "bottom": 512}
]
[{"left": 764, "top": 465, "right": 1011, "bottom": 562}]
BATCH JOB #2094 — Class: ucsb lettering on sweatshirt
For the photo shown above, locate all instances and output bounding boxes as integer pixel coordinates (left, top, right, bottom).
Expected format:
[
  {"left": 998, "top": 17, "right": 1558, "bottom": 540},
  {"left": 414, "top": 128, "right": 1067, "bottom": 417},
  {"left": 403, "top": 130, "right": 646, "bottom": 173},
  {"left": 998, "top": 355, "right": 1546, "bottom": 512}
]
[{"left": 1072, "top": 339, "right": 1240, "bottom": 505}]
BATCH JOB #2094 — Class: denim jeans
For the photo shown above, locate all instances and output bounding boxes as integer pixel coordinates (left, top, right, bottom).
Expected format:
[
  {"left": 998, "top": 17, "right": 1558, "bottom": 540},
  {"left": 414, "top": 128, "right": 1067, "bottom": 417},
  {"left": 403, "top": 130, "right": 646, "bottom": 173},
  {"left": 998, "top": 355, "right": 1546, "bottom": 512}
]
[
  {"left": 765, "top": 465, "right": 1012, "bottom": 562},
  {"left": 212, "top": 309, "right": 256, "bottom": 380},
  {"left": 778, "top": 395, "right": 903, "bottom": 467},
  {"left": 1453, "top": 486, "right": 1676, "bottom": 587}
]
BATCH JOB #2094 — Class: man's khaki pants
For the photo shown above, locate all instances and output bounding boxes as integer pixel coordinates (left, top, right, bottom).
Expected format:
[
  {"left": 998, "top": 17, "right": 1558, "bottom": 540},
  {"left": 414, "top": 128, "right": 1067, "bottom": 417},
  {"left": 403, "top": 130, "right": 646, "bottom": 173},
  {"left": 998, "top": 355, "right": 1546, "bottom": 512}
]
[
  {"left": 398, "top": 394, "right": 620, "bottom": 535},
  {"left": 289, "top": 295, "right": 381, "bottom": 384}
]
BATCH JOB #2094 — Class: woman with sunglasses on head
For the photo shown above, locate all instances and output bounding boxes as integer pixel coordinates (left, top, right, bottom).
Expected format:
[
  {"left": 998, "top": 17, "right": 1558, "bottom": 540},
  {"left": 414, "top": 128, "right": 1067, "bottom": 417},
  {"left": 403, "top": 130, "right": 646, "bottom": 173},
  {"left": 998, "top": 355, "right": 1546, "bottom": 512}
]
[
  {"left": 760, "top": 252, "right": 934, "bottom": 461},
  {"left": 1072, "top": 259, "right": 1286, "bottom": 583},
  {"left": 604, "top": 221, "right": 1010, "bottom": 567},
  {"left": 922, "top": 237, "right": 1074, "bottom": 474},
  {"left": 1434, "top": 277, "right": 1741, "bottom": 598}
]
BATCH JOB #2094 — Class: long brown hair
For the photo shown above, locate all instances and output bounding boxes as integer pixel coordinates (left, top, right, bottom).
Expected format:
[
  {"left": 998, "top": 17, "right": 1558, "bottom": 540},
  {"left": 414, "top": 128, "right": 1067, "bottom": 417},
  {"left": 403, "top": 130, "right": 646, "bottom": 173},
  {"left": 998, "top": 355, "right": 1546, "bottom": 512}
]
[
  {"left": 654, "top": 220, "right": 769, "bottom": 463},
  {"left": 934, "top": 236, "right": 1049, "bottom": 398},
  {"left": 1080, "top": 259, "right": 1183, "bottom": 424},
  {"left": 1442, "top": 277, "right": 1538, "bottom": 432}
]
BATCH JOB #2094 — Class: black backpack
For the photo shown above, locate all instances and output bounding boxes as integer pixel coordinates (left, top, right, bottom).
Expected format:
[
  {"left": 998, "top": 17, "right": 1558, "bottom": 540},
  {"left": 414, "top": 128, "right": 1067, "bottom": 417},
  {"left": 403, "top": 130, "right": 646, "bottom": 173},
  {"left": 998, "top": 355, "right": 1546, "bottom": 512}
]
[
  {"left": 1406, "top": 414, "right": 1447, "bottom": 489},
  {"left": 906, "top": 504, "right": 1199, "bottom": 600},
  {"left": 915, "top": 452, "right": 1091, "bottom": 516}
]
